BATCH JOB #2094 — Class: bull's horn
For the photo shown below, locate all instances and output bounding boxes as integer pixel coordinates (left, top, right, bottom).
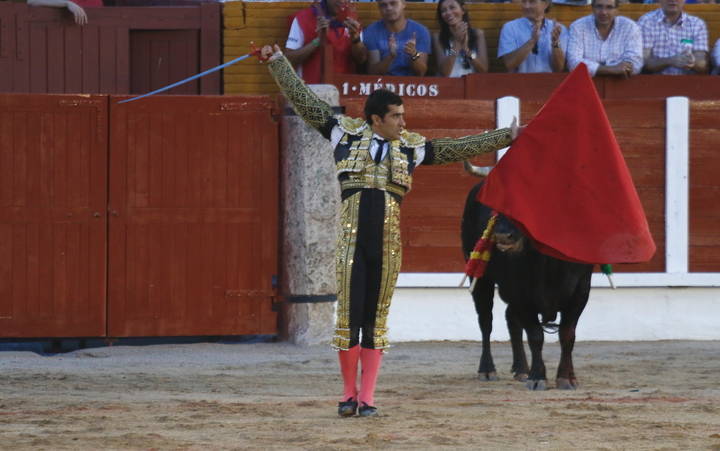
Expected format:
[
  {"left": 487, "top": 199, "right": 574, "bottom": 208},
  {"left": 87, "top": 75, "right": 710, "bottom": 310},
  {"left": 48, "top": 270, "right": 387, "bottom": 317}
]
[{"left": 463, "top": 160, "right": 493, "bottom": 177}]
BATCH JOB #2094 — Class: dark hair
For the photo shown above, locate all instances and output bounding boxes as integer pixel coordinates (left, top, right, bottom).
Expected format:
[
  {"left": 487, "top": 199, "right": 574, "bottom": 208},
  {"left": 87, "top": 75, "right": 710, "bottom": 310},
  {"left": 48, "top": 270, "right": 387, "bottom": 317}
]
[
  {"left": 543, "top": 0, "right": 552, "bottom": 14},
  {"left": 364, "top": 89, "right": 403, "bottom": 124},
  {"left": 436, "top": 0, "right": 478, "bottom": 55},
  {"left": 591, "top": 0, "right": 619, "bottom": 8}
]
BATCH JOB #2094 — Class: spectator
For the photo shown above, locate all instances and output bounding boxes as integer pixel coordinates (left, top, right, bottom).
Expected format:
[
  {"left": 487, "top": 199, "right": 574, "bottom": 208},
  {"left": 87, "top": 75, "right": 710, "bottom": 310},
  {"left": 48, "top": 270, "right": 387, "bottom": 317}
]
[
  {"left": 713, "top": 38, "right": 720, "bottom": 75},
  {"left": 364, "top": 0, "right": 432, "bottom": 76},
  {"left": 498, "top": 0, "right": 569, "bottom": 73},
  {"left": 637, "top": 0, "right": 709, "bottom": 74},
  {"left": 567, "top": 0, "right": 643, "bottom": 77},
  {"left": 26, "top": 0, "right": 99, "bottom": 25},
  {"left": 432, "top": 0, "right": 488, "bottom": 76},
  {"left": 285, "top": 0, "right": 367, "bottom": 83}
]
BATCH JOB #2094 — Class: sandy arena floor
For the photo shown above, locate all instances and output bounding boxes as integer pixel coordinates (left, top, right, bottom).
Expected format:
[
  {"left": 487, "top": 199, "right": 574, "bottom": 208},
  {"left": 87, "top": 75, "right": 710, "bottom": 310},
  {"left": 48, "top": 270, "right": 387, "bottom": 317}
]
[{"left": 1, "top": 340, "right": 719, "bottom": 450}]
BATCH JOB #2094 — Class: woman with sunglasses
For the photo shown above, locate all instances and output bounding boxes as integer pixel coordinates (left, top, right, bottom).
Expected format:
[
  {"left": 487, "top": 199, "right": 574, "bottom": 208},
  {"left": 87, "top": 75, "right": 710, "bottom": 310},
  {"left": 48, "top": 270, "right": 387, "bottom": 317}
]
[{"left": 432, "top": 0, "right": 488, "bottom": 77}]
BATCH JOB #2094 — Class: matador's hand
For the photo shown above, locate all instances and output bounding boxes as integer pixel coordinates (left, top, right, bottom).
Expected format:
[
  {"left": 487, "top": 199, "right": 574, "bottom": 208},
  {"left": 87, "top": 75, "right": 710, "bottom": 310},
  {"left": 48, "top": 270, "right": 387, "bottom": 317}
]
[
  {"left": 510, "top": 117, "right": 525, "bottom": 141},
  {"left": 260, "top": 44, "right": 282, "bottom": 61}
]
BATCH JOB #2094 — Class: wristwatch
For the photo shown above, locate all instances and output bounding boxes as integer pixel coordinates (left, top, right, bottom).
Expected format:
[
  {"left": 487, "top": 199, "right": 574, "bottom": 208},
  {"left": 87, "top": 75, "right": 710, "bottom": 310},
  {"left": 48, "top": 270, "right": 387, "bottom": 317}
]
[{"left": 411, "top": 51, "right": 420, "bottom": 61}]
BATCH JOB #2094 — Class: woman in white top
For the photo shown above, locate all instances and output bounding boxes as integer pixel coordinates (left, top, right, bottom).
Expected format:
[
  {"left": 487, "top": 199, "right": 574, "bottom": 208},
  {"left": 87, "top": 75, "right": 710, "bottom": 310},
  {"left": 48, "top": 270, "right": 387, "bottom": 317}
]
[
  {"left": 713, "top": 39, "right": 720, "bottom": 75},
  {"left": 432, "top": 0, "right": 488, "bottom": 77}
]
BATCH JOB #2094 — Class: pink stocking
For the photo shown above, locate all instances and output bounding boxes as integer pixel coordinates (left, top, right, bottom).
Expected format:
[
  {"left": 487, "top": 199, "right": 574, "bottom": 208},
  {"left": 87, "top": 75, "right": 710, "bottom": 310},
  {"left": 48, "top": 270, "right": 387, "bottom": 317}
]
[
  {"left": 358, "top": 347, "right": 383, "bottom": 407},
  {"left": 337, "top": 345, "right": 361, "bottom": 401}
]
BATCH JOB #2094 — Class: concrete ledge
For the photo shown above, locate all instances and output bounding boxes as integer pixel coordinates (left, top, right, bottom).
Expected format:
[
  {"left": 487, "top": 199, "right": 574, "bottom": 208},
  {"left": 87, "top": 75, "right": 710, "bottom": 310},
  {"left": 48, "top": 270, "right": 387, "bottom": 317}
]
[{"left": 386, "top": 287, "right": 720, "bottom": 342}]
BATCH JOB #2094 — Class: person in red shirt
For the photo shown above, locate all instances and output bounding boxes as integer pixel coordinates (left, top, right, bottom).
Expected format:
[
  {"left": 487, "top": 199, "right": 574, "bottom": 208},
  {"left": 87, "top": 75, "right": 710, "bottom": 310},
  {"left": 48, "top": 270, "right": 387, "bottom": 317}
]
[
  {"left": 285, "top": 0, "right": 367, "bottom": 83},
  {"left": 27, "top": 0, "right": 102, "bottom": 26}
]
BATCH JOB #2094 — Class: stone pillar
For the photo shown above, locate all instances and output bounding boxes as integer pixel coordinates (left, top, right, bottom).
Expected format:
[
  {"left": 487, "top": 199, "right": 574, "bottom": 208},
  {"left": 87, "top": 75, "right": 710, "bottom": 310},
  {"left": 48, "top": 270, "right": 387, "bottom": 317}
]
[{"left": 279, "top": 85, "right": 340, "bottom": 346}]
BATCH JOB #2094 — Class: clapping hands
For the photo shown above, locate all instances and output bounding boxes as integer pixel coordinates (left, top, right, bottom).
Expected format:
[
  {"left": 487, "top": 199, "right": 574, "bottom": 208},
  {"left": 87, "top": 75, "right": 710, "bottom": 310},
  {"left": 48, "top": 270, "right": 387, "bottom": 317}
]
[{"left": 403, "top": 32, "right": 417, "bottom": 57}]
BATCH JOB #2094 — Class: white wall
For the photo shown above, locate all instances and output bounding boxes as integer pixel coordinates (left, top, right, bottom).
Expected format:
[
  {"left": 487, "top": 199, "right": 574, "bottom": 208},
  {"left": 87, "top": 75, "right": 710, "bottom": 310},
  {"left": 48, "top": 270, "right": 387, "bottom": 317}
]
[{"left": 387, "top": 287, "right": 720, "bottom": 342}]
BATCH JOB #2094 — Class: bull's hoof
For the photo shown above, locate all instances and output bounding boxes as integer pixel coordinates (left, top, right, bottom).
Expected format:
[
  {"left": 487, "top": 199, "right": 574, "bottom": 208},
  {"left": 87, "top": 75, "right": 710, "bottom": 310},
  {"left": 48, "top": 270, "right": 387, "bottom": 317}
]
[
  {"left": 513, "top": 372, "right": 529, "bottom": 382},
  {"left": 478, "top": 371, "right": 499, "bottom": 381},
  {"left": 526, "top": 379, "right": 547, "bottom": 391},
  {"left": 556, "top": 378, "right": 578, "bottom": 390}
]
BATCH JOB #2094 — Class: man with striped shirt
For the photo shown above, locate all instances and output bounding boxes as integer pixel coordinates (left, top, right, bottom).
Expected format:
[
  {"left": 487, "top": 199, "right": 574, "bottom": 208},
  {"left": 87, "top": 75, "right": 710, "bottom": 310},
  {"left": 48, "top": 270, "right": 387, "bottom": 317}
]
[{"left": 637, "top": 0, "right": 709, "bottom": 75}]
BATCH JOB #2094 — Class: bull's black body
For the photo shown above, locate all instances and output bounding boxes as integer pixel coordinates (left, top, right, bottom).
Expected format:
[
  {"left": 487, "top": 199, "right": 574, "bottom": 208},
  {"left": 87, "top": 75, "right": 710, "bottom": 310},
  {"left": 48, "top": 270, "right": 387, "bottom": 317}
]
[{"left": 461, "top": 183, "right": 593, "bottom": 390}]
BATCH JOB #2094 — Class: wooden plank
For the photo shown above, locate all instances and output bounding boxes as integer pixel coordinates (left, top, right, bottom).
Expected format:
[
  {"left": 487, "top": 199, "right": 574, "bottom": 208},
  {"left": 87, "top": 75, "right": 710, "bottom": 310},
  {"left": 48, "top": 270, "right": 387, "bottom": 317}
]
[
  {"left": 200, "top": 2, "right": 221, "bottom": 94},
  {"left": 46, "top": 25, "right": 64, "bottom": 93},
  {"left": 29, "top": 23, "right": 46, "bottom": 93},
  {"left": 116, "top": 27, "right": 130, "bottom": 94},
  {"left": 63, "top": 26, "right": 83, "bottom": 94},
  {"left": 82, "top": 26, "right": 100, "bottom": 93},
  {"left": 13, "top": 112, "right": 28, "bottom": 207},
  {"left": 99, "top": 26, "right": 117, "bottom": 93},
  {"left": 0, "top": 111, "right": 12, "bottom": 207}
]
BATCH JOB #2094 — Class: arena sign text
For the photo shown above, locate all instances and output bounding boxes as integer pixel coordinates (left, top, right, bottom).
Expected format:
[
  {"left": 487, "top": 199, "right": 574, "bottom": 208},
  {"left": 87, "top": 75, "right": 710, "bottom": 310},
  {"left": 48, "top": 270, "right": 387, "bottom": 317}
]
[{"left": 334, "top": 75, "right": 465, "bottom": 99}]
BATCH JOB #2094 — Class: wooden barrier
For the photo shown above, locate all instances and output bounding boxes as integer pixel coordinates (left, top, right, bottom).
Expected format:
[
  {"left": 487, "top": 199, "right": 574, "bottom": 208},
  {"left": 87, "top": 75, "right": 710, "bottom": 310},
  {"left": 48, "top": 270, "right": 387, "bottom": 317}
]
[
  {"left": 0, "top": 94, "right": 279, "bottom": 338},
  {"left": 0, "top": 3, "right": 222, "bottom": 95}
]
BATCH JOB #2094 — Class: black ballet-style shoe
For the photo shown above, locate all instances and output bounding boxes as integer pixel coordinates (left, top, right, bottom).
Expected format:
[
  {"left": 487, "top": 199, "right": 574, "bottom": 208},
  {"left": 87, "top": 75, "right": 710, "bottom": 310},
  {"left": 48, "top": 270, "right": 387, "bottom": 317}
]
[
  {"left": 358, "top": 402, "right": 378, "bottom": 417},
  {"left": 337, "top": 398, "right": 358, "bottom": 417}
]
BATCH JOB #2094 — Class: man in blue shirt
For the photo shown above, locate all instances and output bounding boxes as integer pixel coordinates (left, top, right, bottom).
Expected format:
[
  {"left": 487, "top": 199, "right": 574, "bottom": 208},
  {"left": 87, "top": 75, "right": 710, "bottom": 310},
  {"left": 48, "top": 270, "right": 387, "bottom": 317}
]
[
  {"left": 363, "top": 0, "right": 432, "bottom": 76},
  {"left": 497, "top": 0, "right": 569, "bottom": 73}
]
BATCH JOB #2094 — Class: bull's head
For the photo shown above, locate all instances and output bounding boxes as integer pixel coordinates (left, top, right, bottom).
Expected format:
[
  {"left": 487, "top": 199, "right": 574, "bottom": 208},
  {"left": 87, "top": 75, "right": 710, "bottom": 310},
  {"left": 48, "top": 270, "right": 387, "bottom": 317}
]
[{"left": 492, "top": 216, "right": 526, "bottom": 254}]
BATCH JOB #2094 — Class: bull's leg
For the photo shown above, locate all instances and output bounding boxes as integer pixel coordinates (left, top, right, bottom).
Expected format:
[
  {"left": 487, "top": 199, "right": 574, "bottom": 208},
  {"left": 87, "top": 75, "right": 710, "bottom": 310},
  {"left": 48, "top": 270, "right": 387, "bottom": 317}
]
[
  {"left": 521, "top": 309, "right": 547, "bottom": 391},
  {"left": 556, "top": 272, "right": 591, "bottom": 390},
  {"left": 505, "top": 306, "right": 529, "bottom": 381},
  {"left": 556, "top": 319, "right": 579, "bottom": 390},
  {"left": 472, "top": 278, "right": 498, "bottom": 381}
]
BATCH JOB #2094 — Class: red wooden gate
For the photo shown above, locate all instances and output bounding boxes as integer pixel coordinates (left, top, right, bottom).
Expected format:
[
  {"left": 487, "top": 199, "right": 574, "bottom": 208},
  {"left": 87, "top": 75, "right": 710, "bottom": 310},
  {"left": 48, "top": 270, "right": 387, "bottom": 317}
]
[
  {"left": 0, "top": 94, "right": 108, "bottom": 337},
  {"left": 107, "top": 95, "right": 278, "bottom": 337}
]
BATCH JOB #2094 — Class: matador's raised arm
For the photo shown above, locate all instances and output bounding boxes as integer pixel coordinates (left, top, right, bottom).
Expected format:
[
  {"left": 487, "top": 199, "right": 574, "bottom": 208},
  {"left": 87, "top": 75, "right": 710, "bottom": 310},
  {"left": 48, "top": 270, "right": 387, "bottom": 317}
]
[
  {"left": 426, "top": 128, "right": 513, "bottom": 165},
  {"left": 267, "top": 52, "right": 334, "bottom": 132}
]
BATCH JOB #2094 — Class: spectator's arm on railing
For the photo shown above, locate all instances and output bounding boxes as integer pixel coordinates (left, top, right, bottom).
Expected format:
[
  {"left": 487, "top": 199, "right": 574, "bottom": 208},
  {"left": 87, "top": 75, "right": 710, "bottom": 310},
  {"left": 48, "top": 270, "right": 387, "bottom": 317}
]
[
  {"left": 643, "top": 48, "right": 708, "bottom": 75},
  {"left": 27, "top": 0, "right": 88, "bottom": 25},
  {"left": 566, "top": 24, "right": 592, "bottom": 74},
  {"left": 690, "top": 51, "right": 709, "bottom": 75},
  {"left": 624, "top": 24, "right": 644, "bottom": 76}
]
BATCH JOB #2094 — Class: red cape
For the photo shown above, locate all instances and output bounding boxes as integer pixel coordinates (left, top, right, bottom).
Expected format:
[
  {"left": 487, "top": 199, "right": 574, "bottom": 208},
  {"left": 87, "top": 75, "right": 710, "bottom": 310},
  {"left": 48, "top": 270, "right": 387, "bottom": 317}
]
[{"left": 477, "top": 64, "right": 656, "bottom": 264}]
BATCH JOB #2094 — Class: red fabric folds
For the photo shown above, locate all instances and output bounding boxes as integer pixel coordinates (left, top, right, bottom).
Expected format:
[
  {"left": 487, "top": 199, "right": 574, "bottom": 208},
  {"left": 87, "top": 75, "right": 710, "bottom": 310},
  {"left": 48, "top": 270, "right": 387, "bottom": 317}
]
[{"left": 477, "top": 63, "right": 655, "bottom": 264}]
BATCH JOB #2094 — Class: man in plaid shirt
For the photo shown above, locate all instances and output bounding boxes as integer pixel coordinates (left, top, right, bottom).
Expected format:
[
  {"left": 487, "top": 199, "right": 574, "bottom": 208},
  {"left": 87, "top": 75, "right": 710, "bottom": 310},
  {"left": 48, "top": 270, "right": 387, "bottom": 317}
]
[
  {"left": 637, "top": 0, "right": 709, "bottom": 75},
  {"left": 567, "top": 0, "right": 643, "bottom": 77}
]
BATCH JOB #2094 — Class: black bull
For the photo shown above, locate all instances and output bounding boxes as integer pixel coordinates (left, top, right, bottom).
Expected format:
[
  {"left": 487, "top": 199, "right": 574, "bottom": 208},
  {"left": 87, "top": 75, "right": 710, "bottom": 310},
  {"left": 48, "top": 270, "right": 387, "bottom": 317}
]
[{"left": 461, "top": 182, "right": 593, "bottom": 390}]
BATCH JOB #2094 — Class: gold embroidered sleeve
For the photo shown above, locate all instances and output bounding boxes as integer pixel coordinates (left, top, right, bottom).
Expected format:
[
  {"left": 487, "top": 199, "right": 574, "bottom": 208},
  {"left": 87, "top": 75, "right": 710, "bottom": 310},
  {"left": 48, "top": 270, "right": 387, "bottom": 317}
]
[
  {"left": 267, "top": 54, "right": 334, "bottom": 131},
  {"left": 428, "top": 128, "right": 513, "bottom": 165}
]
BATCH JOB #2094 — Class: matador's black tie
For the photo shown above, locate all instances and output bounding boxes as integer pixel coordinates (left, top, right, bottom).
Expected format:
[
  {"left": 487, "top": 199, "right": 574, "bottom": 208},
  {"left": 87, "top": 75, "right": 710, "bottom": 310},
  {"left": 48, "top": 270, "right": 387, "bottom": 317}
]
[{"left": 373, "top": 138, "right": 386, "bottom": 164}]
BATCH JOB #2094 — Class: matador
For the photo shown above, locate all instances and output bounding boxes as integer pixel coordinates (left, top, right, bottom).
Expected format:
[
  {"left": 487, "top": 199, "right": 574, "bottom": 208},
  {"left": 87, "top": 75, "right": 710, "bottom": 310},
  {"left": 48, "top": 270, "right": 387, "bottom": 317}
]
[{"left": 262, "top": 44, "right": 521, "bottom": 418}]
